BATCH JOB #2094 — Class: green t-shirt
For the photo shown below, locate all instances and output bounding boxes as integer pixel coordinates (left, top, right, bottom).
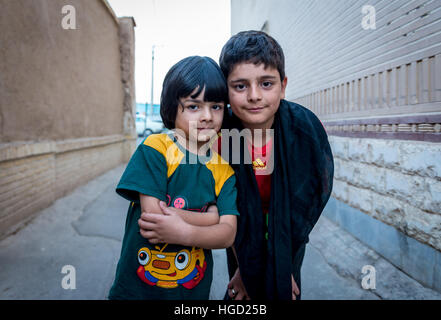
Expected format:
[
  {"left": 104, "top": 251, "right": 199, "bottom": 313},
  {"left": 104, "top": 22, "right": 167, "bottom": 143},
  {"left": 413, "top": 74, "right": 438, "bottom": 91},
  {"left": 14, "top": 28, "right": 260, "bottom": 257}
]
[{"left": 109, "top": 133, "right": 239, "bottom": 300}]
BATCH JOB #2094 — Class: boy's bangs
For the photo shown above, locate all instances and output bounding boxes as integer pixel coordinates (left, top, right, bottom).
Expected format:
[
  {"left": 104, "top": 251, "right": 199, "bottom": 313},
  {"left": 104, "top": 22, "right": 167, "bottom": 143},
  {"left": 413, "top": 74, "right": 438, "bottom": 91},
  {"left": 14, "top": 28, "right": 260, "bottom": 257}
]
[
  {"left": 190, "top": 65, "right": 228, "bottom": 103},
  {"left": 219, "top": 31, "right": 285, "bottom": 81}
]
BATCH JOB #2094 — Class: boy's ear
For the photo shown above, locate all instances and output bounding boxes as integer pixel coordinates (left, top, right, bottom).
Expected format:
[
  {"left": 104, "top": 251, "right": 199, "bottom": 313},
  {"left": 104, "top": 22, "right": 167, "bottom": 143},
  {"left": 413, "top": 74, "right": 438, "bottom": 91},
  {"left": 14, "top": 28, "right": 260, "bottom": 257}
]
[{"left": 281, "top": 77, "right": 288, "bottom": 100}]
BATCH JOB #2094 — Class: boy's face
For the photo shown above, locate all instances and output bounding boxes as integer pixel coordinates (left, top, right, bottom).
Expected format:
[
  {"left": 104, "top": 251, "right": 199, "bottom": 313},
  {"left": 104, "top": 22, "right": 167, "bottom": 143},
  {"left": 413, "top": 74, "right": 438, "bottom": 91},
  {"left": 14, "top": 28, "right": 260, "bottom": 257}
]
[
  {"left": 227, "top": 62, "right": 287, "bottom": 130},
  {"left": 175, "top": 87, "right": 224, "bottom": 146}
]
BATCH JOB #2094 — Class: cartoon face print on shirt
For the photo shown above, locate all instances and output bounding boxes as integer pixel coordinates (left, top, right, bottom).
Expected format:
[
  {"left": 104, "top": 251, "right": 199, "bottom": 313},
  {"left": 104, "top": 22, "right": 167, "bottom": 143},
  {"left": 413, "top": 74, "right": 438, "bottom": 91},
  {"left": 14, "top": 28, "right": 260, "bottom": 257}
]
[{"left": 136, "top": 243, "right": 207, "bottom": 289}]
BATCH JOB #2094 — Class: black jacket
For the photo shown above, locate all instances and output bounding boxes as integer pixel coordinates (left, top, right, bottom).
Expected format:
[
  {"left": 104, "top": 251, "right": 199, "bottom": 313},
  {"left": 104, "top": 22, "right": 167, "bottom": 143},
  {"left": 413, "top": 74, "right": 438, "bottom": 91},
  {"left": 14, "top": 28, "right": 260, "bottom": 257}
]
[{"left": 223, "top": 100, "right": 334, "bottom": 300}]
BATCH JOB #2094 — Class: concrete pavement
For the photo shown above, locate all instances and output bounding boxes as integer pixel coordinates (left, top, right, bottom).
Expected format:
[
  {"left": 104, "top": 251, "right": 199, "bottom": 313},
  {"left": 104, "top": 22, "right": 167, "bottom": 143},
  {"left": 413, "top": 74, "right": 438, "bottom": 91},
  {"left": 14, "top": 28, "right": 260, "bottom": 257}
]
[
  {"left": 0, "top": 164, "right": 229, "bottom": 300},
  {"left": 303, "top": 215, "right": 441, "bottom": 299},
  {"left": 0, "top": 162, "right": 440, "bottom": 300}
]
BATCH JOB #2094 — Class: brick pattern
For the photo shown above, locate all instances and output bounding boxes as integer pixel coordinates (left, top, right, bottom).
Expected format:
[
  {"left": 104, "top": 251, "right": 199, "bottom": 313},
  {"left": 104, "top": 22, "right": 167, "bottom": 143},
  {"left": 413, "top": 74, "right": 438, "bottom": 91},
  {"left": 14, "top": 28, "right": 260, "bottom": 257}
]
[
  {"left": 0, "top": 136, "right": 134, "bottom": 239},
  {"left": 0, "top": 154, "right": 56, "bottom": 234},
  {"left": 330, "top": 135, "right": 441, "bottom": 250},
  {"left": 55, "top": 142, "right": 123, "bottom": 199}
]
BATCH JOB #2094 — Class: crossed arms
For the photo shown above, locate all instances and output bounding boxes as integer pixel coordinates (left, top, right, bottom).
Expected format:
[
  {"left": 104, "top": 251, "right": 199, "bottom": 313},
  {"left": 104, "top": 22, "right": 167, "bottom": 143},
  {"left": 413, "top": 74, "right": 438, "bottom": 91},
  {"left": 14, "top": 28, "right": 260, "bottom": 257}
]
[{"left": 138, "top": 194, "right": 237, "bottom": 249}]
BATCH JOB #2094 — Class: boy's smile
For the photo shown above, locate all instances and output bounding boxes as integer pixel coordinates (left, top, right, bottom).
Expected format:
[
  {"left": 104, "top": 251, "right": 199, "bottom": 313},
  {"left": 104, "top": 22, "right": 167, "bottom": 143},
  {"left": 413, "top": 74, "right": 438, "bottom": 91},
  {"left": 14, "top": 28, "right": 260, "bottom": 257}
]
[{"left": 227, "top": 63, "right": 287, "bottom": 130}]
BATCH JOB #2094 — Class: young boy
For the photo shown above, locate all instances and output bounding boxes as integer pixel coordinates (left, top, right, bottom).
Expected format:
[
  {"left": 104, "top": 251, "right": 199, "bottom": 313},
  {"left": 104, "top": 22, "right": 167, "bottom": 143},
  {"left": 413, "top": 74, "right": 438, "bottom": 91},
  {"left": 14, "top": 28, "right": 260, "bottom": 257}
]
[
  {"left": 108, "top": 56, "right": 238, "bottom": 300},
  {"left": 218, "top": 30, "right": 334, "bottom": 300}
]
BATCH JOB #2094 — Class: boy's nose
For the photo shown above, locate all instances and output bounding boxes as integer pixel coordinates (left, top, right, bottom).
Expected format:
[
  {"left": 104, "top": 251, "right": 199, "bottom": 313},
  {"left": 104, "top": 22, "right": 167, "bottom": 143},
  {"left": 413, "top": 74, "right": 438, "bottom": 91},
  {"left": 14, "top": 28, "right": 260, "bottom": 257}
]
[
  {"left": 200, "top": 108, "right": 213, "bottom": 122},
  {"left": 247, "top": 84, "right": 262, "bottom": 102}
]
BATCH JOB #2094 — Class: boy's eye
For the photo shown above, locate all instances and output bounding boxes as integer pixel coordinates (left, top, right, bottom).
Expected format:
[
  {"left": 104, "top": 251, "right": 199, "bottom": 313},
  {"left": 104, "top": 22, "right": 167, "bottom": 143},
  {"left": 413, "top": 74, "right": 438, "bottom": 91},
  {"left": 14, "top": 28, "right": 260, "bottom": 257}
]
[
  {"left": 234, "top": 84, "right": 246, "bottom": 91},
  {"left": 262, "top": 81, "right": 273, "bottom": 88}
]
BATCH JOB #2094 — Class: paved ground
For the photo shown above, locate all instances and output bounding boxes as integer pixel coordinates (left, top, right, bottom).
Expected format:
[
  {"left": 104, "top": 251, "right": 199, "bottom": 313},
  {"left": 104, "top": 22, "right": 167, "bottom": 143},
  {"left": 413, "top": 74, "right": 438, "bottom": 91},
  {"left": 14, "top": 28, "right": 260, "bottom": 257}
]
[
  {"left": 0, "top": 163, "right": 440, "bottom": 300},
  {"left": 303, "top": 215, "right": 441, "bottom": 300}
]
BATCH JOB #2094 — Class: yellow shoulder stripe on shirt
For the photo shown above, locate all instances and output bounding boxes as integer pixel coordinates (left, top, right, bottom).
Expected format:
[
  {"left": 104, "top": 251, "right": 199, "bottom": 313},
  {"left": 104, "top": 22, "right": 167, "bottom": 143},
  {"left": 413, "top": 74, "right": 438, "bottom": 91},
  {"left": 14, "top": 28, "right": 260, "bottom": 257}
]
[
  {"left": 143, "top": 133, "right": 184, "bottom": 178},
  {"left": 205, "top": 151, "right": 235, "bottom": 197}
]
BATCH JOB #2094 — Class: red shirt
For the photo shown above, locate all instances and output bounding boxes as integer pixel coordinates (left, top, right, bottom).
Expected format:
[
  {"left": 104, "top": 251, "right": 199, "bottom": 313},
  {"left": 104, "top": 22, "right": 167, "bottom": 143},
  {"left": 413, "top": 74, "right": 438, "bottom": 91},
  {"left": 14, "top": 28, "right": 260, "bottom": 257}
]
[{"left": 247, "top": 139, "right": 273, "bottom": 215}]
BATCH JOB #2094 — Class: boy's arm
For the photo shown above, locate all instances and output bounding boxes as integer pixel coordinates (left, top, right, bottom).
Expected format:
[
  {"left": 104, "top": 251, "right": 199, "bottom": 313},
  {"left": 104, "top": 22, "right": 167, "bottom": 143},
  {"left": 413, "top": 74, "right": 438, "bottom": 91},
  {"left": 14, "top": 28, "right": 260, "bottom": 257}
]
[
  {"left": 139, "top": 193, "right": 163, "bottom": 215},
  {"left": 140, "top": 194, "right": 219, "bottom": 226},
  {"left": 162, "top": 203, "right": 220, "bottom": 226},
  {"left": 139, "top": 205, "right": 237, "bottom": 249},
  {"left": 184, "top": 214, "right": 236, "bottom": 249}
]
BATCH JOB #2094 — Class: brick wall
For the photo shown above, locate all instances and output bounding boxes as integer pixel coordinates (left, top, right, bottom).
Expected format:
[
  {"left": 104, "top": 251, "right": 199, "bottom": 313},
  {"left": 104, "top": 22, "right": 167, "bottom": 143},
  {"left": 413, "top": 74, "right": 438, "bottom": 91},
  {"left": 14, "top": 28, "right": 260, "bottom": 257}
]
[{"left": 0, "top": 136, "right": 128, "bottom": 238}]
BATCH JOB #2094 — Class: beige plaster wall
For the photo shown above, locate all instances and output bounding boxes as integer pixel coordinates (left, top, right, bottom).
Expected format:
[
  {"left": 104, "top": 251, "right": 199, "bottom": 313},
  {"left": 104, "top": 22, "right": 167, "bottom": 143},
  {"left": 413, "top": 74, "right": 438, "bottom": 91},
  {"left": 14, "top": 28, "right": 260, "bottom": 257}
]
[
  {"left": 0, "top": 0, "right": 137, "bottom": 239},
  {"left": 0, "top": 0, "right": 124, "bottom": 142}
]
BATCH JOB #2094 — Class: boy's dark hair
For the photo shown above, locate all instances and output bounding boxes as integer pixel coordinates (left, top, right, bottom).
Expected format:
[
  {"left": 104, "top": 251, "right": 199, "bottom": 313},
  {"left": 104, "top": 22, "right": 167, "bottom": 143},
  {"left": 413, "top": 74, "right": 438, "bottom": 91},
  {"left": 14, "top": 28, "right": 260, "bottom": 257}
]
[
  {"left": 160, "top": 56, "right": 228, "bottom": 130},
  {"left": 219, "top": 30, "right": 285, "bottom": 81}
]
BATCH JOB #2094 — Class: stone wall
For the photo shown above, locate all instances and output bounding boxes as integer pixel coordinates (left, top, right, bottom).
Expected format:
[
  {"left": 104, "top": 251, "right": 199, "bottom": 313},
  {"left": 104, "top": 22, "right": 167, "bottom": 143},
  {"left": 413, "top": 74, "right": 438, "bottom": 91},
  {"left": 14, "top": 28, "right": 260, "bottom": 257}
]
[{"left": 331, "top": 136, "right": 441, "bottom": 250}]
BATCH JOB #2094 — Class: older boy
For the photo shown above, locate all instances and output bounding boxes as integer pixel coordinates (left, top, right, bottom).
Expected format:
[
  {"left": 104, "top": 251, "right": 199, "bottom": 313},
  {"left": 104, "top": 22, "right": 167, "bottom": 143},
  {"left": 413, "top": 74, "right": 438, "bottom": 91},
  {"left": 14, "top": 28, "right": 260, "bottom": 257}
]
[{"left": 219, "top": 30, "right": 334, "bottom": 300}]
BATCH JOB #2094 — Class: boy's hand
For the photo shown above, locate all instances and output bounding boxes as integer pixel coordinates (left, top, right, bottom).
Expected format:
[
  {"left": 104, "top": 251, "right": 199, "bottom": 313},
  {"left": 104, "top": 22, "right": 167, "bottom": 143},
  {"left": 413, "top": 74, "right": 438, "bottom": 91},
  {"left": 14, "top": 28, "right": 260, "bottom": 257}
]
[
  {"left": 228, "top": 268, "right": 250, "bottom": 300},
  {"left": 291, "top": 274, "right": 300, "bottom": 300},
  {"left": 138, "top": 202, "right": 191, "bottom": 245}
]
